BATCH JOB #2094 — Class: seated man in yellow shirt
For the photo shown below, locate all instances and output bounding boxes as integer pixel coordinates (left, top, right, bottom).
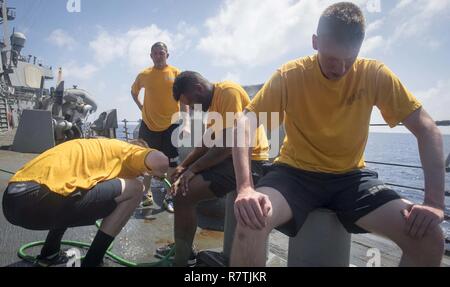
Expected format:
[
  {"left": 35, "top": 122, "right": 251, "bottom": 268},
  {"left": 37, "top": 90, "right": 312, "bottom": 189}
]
[
  {"left": 2, "top": 139, "right": 168, "bottom": 267},
  {"left": 231, "top": 2, "right": 445, "bottom": 266},
  {"left": 158, "top": 71, "right": 270, "bottom": 266}
]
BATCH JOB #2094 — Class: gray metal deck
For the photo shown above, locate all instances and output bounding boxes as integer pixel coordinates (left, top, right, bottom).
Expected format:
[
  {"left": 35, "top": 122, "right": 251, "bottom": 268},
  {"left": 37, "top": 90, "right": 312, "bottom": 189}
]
[{"left": 1, "top": 129, "right": 449, "bottom": 267}]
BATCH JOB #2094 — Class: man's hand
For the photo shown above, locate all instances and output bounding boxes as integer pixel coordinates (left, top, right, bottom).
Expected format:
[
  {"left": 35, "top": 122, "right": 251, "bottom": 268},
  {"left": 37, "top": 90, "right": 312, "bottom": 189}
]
[
  {"left": 170, "top": 169, "right": 196, "bottom": 197},
  {"left": 180, "top": 124, "right": 191, "bottom": 139},
  {"left": 234, "top": 187, "right": 272, "bottom": 230},
  {"left": 402, "top": 203, "right": 444, "bottom": 239},
  {"left": 171, "top": 165, "right": 187, "bottom": 183}
]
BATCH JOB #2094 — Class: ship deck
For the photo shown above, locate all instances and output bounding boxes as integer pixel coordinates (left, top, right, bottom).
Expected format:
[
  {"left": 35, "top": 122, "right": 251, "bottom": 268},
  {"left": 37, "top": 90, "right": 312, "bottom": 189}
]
[{"left": 1, "top": 129, "right": 449, "bottom": 267}]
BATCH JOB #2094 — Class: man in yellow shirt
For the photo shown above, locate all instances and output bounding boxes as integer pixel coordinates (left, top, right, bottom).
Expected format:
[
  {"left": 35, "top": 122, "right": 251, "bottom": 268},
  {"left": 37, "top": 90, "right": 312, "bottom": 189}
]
[
  {"left": 231, "top": 2, "right": 445, "bottom": 266},
  {"left": 131, "top": 42, "right": 189, "bottom": 212},
  {"left": 2, "top": 139, "right": 168, "bottom": 267},
  {"left": 156, "top": 71, "right": 270, "bottom": 266}
]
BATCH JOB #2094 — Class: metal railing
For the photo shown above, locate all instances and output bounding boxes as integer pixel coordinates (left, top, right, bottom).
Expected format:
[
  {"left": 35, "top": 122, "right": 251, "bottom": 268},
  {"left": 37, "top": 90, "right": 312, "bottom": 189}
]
[
  {"left": 370, "top": 121, "right": 450, "bottom": 127},
  {"left": 119, "top": 119, "right": 141, "bottom": 142},
  {"left": 118, "top": 119, "right": 450, "bottom": 200},
  {"left": 366, "top": 161, "right": 450, "bottom": 196},
  {"left": 366, "top": 161, "right": 450, "bottom": 221}
]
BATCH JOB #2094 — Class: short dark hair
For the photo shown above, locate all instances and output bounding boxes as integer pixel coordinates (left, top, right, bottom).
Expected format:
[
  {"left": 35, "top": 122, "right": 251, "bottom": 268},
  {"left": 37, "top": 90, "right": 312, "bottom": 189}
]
[
  {"left": 317, "top": 2, "right": 365, "bottom": 46},
  {"left": 172, "top": 71, "right": 207, "bottom": 102},
  {"left": 151, "top": 42, "right": 168, "bottom": 52}
]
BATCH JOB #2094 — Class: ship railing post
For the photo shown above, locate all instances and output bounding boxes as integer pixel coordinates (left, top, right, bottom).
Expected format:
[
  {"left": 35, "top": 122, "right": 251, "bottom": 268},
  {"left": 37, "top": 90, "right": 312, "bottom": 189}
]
[{"left": 122, "top": 119, "right": 129, "bottom": 142}]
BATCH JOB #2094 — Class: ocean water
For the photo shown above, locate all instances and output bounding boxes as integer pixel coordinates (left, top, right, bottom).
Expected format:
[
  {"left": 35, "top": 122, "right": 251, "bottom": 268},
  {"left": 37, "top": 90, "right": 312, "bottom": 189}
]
[
  {"left": 118, "top": 124, "right": 450, "bottom": 237},
  {"left": 365, "top": 132, "right": 450, "bottom": 237}
]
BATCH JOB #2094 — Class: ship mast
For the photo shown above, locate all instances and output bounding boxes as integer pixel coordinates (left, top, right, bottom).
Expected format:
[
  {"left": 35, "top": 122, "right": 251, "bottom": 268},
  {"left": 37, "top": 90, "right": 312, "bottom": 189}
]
[
  {"left": 0, "top": 0, "right": 14, "bottom": 68},
  {"left": 1, "top": 0, "right": 11, "bottom": 51}
]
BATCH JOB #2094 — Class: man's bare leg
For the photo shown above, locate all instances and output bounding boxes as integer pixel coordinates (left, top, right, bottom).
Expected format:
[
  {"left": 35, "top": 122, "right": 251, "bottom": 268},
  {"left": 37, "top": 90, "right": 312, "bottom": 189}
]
[
  {"left": 230, "top": 187, "right": 293, "bottom": 267},
  {"left": 142, "top": 167, "right": 174, "bottom": 206},
  {"left": 100, "top": 178, "right": 144, "bottom": 236},
  {"left": 173, "top": 175, "right": 216, "bottom": 266},
  {"left": 356, "top": 199, "right": 444, "bottom": 267},
  {"left": 82, "top": 178, "right": 144, "bottom": 267}
]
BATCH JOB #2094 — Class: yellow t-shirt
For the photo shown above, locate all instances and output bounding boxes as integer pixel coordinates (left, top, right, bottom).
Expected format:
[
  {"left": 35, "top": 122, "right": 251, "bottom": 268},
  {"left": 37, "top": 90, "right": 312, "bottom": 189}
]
[
  {"left": 132, "top": 65, "right": 181, "bottom": 132},
  {"left": 10, "top": 139, "right": 155, "bottom": 196},
  {"left": 247, "top": 55, "right": 422, "bottom": 173},
  {"left": 208, "top": 81, "right": 269, "bottom": 161}
]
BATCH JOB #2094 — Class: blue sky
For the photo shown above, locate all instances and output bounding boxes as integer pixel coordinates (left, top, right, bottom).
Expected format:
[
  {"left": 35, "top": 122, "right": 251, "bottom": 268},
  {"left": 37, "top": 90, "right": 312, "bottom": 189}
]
[{"left": 5, "top": 0, "right": 450, "bottom": 133}]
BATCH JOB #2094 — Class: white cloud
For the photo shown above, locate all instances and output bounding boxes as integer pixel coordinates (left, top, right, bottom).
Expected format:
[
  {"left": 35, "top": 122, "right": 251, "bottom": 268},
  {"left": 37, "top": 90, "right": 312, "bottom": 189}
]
[
  {"left": 197, "top": 0, "right": 371, "bottom": 68},
  {"left": 389, "top": 0, "right": 450, "bottom": 46},
  {"left": 61, "top": 61, "right": 99, "bottom": 81},
  {"left": 47, "top": 29, "right": 76, "bottom": 49},
  {"left": 88, "top": 28, "right": 128, "bottom": 65},
  {"left": 366, "top": 19, "right": 384, "bottom": 34},
  {"left": 89, "top": 23, "right": 197, "bottom": 70},
  {"left": 394, "top": 0, "right": 414, "bottom": 10},
  {"left": 415, "top": 79, "right": 450, "bottom": 121},
  {"left": 222, "top": 71, "right": 241, "bottom": 82},
  {"left": 360, "top": 35, "right": 384, "bottom": 57}
]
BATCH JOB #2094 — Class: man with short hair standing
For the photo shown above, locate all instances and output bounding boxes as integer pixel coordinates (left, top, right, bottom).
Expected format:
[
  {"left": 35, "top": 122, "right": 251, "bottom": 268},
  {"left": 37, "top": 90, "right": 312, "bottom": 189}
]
[{"left": 131, "top": 42, "right": 189, "bottom": 212}]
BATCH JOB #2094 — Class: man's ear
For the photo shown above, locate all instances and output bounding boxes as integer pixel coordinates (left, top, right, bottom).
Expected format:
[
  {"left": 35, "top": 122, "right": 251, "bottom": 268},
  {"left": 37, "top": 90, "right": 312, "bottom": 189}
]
[
  {"left": 312, "top": 34, "right": 318, "bottom": 51},
  {"left": 167, "top": 53, "right": 170, "bottom": 59}
]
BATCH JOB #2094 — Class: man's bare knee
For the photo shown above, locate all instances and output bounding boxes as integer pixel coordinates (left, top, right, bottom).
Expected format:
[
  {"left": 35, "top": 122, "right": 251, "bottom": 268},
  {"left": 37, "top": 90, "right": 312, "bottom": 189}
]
[
  {"left": 175, "top": 176, "right": 214, "bottom": 208},
  {"left": 400, "top": 225, "right": 444, "bottom": 257},
  {"left": 235, "top": 222, "right": 272, "bottom": 242},
  {"left": 174, "top": 181, "right": 201, "bottom": 205},
  {"left": 426, "top": 226, "right": 445, "bottom": 255},
  {"left": 120, "top": 178, "right": 144, "bottom": 198}
]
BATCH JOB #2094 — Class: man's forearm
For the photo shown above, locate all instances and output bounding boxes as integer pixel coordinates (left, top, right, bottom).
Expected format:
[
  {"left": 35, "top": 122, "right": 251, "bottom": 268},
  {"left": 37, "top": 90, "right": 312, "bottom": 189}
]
[
  {"left": 189, "top": 147, "right": 232, "bottom": 174},
  {"left": 233, "top": 115, "right": 255, "bottom": 192},
  {"left": 180, "top": 146, "right": 209, "bottom": 168},
  {"left": 418, "top": 126, "right": 445, "bottom": 209},
  {"left": 131, "top": 93, "right": 143, "bottom": 111}
]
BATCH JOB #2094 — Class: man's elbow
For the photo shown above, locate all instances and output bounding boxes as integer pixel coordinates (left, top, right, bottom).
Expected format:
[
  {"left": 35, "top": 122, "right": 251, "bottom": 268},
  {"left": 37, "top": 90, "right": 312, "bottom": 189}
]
[
  {"left": 418, "top": 119, "right": 442, "bottom": 140},
  {"left": 147, "top": 151, "right": 169, "bottom": 177},
  {"left": 405, "top": 109, "right": 441, "bottom": 139}
]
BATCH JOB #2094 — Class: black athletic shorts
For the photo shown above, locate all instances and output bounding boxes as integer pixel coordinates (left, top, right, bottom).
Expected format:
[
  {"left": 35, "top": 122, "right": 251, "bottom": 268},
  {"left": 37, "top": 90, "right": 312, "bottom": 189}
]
[
  {"left": 139, "top": 122, "right": 179, "bottom": 168},
  {"left": 255, "top": 164, "right": 402, "bottom": 236},
  {"left": 200, "top": 157, "right": 269, "bottom": 198},
  {"left": 2, "top": 179, "right": 122, "bottom": 230}
]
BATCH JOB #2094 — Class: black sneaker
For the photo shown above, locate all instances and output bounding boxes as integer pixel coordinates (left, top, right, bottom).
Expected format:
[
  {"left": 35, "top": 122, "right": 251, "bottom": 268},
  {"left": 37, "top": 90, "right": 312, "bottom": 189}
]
[
  {"left": 35, "top": 250, "right": 75, "bottom": 267},
  {"left": 154, "top": 243, "right": 197, "bottom": 266}
]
